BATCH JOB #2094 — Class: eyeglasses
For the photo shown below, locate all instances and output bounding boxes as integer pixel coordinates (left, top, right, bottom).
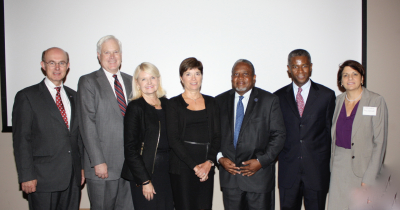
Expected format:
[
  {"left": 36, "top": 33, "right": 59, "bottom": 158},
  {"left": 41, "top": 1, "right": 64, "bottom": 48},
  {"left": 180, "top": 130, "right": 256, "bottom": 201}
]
[{"left": 43, "top": 61, "right": 68, "bottom": 67}]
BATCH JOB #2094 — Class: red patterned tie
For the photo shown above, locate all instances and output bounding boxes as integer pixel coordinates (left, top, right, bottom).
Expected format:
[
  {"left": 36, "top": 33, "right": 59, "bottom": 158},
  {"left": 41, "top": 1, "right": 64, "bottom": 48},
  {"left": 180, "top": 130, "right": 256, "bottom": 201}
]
[
  {"left": 296, "top": 87, "right": 305, "bottom": 117},
  {"left": 113, "top": 75, "right": 127, "bottom": 116},
  {"left": 55, "top": 87, "right": 69, "bottom": 129}
]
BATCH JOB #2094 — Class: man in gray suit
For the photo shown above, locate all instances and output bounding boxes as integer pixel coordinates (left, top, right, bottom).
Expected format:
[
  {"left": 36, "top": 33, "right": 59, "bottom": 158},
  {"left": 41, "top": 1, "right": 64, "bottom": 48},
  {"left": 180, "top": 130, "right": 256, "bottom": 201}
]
[
  {"left": 77, "top": 35, "right": 133, "bottom": 209},
  {"left": 13, "top": 47, "right": 84, "bottom": 210}
]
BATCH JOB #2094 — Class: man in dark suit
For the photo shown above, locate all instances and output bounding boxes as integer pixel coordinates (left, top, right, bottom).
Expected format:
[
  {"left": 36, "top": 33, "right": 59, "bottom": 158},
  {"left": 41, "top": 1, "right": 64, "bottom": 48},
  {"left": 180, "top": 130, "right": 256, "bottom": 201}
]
[
  {"left": 274, "top": 49, "right": 335, "bottom": 210},
  {"left": 77, "top": 35, "right": 133, "bottom": 210},
  {"left": 216, "top": 59, "right": 286, "bottom": 210},
  {"left": 12, "top": 47, "right": 84, "bottom": 210}
]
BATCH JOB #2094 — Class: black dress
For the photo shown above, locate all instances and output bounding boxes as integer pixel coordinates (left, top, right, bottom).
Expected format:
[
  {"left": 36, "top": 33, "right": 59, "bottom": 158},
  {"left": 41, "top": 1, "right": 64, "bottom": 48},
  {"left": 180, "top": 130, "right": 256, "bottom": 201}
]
[
  {"left": 170, "top": 109, "right": 214, "bottom": 210},
  {"left": 130, "top": 109, "right": 173, "bottom": 210}
]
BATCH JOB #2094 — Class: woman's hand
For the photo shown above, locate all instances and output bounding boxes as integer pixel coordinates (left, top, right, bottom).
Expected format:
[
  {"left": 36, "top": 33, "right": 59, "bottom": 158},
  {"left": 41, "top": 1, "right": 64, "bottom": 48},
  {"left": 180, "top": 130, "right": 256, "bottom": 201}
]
[
  {"left": 142, "top": 181, "right": 156, "bottom": 201},
  {"left": 194, "top": 161, "right": 212, "bottom": 182}
]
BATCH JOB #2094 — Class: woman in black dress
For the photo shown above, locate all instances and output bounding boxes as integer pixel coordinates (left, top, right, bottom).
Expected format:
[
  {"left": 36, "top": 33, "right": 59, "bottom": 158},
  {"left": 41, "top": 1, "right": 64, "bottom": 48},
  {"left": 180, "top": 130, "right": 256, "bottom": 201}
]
[
  {"left": 121, "top": 62, "right": 173, "bottom": 210},
  {"left": 166, "top": 57, "right": 221, "bottom": 210}
]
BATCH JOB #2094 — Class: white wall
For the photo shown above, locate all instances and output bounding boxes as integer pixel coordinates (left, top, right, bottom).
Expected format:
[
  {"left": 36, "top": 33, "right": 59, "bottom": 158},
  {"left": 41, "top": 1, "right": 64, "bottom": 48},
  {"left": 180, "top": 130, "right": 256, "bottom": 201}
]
[{"left": 1, "top": 1, "right": 399, "bottom": 209}]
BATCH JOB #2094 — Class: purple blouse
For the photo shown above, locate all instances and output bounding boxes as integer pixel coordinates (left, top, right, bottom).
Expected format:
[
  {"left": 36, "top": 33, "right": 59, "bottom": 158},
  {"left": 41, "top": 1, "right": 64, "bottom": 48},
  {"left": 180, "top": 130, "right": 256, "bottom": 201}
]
[{"left": 335, "top": 101, "right": 360, "bottom": 149}]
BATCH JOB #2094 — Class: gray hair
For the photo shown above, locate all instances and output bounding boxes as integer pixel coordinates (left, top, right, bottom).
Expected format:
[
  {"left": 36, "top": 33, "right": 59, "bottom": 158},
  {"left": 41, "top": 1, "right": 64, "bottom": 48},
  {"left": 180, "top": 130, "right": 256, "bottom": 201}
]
[
  {"left": 96, "top": 35, "right": 122, "bottom": 54},
  {"left": 287, "top": 49, "right": 311, "bottom": 65},
  {"left": 232, "top": 59, "right": 255, "bottom": 75}
]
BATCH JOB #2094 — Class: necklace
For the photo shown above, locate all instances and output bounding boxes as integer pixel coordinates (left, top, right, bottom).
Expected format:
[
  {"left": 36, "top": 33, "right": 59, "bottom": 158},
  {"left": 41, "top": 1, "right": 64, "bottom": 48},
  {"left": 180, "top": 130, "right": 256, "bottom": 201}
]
[
  {"left": 151, "top": 99, "right": 161, "bottom": 107},
  {"left": 184, "top": 93, "right": 202, "bottom": 103},
  {"left": 346, "top": 90, "right": 363, "bottom": 102}
]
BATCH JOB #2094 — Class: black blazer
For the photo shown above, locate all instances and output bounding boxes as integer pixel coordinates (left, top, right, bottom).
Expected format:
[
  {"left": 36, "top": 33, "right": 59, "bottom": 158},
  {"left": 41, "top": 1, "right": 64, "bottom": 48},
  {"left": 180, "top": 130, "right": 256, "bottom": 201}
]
[
  {"left": 121, "top": 97, "right": 168, "bottom": 185},
  {"left": 12, "top": 80, "right": 83, "bottom": 192},
  {"left": 166, "top": 94, "right": 221, "bottom": 175},
  {"left": 216, "top": 87, "right": 286, "bottom": 193},
  {"left": 274, "top": 80, "right": 335, "bottom": 191}
]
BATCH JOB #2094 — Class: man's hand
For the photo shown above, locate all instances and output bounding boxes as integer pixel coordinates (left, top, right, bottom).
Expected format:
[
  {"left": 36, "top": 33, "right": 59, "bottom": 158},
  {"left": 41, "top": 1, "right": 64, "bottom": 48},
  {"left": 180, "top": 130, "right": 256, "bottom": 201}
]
[
  {"left": 240, "top": 159, "right": 262, "bottom": 176},
  {"left": 21, "top": 179, "right": 37, "bottom": 194},
  {"left": 81, "top": 169, "right": 86, "bottom": 186},
  {"left": 219, "top": 157, "right": 240, "bottom": 175},
  {"left": 94, "top": 163, "right": 108, "bottom": 179}
]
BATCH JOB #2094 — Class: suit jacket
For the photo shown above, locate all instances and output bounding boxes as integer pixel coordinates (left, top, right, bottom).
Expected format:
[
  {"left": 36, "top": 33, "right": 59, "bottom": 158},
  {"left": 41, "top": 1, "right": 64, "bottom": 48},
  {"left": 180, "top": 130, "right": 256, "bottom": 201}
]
[
  {"left": 166, "top": 94, "right": 221, "bottom": 175},
  {"left": 215, "top": 87, "right": 286, "bottom": 193},
  {"left": 331, "top": 87, "right": 388, "bottom": 185},
  {"left": 12, "top": 79, "right": 82, "bottom": 192},
  {"left": 121, "top": 97, "right": 168, "bottom": 185},
  {"left": 274, "top": 80, "right": 335, "bottom": 191},
  {"left": 77, "top": 68, "right": 132, "bottom": 180}
]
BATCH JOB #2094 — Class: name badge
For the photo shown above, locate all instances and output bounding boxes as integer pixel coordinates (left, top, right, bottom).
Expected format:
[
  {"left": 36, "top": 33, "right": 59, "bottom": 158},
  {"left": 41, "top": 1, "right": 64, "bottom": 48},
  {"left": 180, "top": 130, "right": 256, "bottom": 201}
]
[{"left": 363, "top": 106, "right": 377, "bottom": 116}]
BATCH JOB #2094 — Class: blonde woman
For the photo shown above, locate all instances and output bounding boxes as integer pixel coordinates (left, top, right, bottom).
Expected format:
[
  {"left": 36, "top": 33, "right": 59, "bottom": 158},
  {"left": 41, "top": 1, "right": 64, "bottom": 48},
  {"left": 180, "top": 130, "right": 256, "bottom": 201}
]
[{"left": 121, "top": 62, "right": 173, "bottom": 210}]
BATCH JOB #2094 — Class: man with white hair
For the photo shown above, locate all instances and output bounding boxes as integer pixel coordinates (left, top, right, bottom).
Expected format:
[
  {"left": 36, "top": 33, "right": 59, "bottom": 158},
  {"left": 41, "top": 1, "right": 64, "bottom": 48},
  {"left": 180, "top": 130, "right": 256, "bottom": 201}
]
[{"left": 78, "top": 35, "right": 133, "bottom": 209}]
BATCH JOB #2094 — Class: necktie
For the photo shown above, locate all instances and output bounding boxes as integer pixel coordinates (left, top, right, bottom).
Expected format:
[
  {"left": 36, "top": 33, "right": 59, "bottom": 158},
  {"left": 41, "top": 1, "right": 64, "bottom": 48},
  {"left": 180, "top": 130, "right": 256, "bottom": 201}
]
[
  {"left": 55, "top": 87, "right": 69, "bottom": 129},
  {"left": 296, "top": 87, "right": 305, "bottom": 117},
  {"left": 113, "top": 74, "right": 127, "bottom": 116},
  {"left": 234, "top": 96, "right": 244, "bottom": 149}
]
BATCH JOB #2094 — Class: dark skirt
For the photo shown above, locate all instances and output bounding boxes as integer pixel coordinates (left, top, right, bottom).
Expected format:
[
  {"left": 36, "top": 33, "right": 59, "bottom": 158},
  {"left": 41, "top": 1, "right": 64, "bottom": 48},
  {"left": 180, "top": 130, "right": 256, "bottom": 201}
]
[
  {"left": 131, "top": 152, "right": 173, "bottom": 210},
  {"left": 170, "top": 166, "right": 214, "bottom": 210}
]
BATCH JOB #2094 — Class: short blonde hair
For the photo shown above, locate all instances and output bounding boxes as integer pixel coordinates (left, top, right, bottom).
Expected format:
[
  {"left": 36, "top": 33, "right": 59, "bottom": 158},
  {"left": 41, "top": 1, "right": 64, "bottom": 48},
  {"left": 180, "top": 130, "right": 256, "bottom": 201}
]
[{"left": 130, "top": 62, "right": 166, "bottom": 100}]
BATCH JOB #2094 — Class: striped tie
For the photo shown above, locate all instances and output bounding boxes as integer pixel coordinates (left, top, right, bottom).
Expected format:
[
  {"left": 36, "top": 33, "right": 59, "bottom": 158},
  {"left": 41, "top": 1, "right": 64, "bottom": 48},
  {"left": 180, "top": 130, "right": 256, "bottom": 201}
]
[{"left": 113, "top": 74, "right": 127, "bottom": 116}]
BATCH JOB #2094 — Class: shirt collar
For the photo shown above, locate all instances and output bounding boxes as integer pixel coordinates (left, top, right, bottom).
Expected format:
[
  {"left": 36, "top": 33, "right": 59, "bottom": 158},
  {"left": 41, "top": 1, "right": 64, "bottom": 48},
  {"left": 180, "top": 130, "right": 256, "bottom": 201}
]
[
  {"left": 44, "top": 77, "right": 63, "bottom": 89},
  {"left": 102, "top": 68, "right": 121, "bottom": 78},
  {"left": 235, "top": 88, "right": 252, "bottom": 99},
  {"left": 292, "top": 79, "right": 311, "bottom": 92}
]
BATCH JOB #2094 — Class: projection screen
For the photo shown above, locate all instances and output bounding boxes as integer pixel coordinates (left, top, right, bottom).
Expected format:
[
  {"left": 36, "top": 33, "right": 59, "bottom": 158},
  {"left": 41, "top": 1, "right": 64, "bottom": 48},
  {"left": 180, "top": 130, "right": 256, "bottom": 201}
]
[{"left": 1, "top": 0, "right": 364, "bottom": 131}]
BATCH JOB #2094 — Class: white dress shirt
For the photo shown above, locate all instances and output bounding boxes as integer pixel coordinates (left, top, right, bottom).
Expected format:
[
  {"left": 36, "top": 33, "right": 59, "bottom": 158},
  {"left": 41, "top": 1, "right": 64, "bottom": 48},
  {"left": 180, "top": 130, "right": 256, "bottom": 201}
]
[
  {"left": 102, "top": 68, "right": 128, "bottom": 103},
  {"left": 217, "top": 89, "right": 253, "bottom": 162},
  {"left": 44, "top": 77, "right": 71, "bottom": 129},
  {"left": 292, "top": 79, "right": 311, "bottom": 104}
]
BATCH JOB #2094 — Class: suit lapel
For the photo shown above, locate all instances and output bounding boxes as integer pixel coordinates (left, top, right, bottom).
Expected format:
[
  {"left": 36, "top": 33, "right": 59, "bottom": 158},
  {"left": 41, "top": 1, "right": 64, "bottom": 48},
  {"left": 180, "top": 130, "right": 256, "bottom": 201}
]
[
  {"left": 302, "top": 81, "right": 319, "bottom": 117},
  {"left": 351, "top": 87, "right": 369, "bottom": 139},
  {"left": 122, "top": 73, "right": 132, "bottom": 100},
  {"left": 284, "top": 84, "right": 300, "bottom": 119},
  {"left": 228, "top": 90, "right": 235, "bottom": 137},
  {"left": 64, "top": 87, "right": 75, "bottom": 130},
  {"left": 332, "top": 93, "right": 345, "bottom": 142},
  {"left": 39, "top": 81, "right": 69, "bottom": 130},
  {"left": 95, "top": 69, "right": 123, "bottom": 118},
  {"left": 240, "top": 88, "right": 258, "bottom": 133}
]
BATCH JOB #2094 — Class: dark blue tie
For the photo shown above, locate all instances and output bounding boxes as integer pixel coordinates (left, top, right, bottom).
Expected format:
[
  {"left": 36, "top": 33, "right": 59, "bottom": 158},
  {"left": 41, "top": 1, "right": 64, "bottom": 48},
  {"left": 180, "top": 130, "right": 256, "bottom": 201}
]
[{"left": 234, "top": 96, "right": 244, "bottom": 149}]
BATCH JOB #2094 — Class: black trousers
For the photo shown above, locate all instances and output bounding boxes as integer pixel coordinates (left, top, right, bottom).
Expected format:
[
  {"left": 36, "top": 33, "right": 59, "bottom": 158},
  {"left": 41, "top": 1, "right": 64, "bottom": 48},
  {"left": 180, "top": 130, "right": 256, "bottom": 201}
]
[
  {"left": 222, "top": 187, "right": 272, "bottom": 210},
  {"left": 279, "top": 175, "right": 327, "bottom": 210},
  {"left": 28, "top": 168, "right": 80, "bottom": 210}
]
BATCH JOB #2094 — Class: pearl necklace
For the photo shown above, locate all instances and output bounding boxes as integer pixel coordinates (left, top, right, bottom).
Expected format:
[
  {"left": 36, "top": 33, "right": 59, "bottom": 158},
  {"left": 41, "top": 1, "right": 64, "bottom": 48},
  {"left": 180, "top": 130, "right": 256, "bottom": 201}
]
[{"left": 346, "top": 90, "right": 363, "bottom": 102}]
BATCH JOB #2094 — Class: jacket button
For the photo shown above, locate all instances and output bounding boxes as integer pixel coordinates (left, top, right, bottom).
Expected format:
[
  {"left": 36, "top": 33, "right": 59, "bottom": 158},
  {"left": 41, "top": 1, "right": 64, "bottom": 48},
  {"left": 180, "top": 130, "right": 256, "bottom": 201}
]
[
  {"left": 300, "top": 140, "right": 303, "bottom": 143},
  {"left": 352, "top": 156, "right": 355, "bottom": 159},
  {"left": 300, "top": 124, "right": 303, "bottom": 128},
  {"left": 68, "top": 151, "right": 71, "bottom": 154}
]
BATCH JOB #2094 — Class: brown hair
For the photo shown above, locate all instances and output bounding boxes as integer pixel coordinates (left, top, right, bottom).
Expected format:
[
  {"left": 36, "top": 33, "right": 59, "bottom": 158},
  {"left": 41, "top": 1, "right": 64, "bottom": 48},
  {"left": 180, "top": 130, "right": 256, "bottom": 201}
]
[
  {"left": 337, "top": 60, "right": 365, "bottom": 92},
  {"left": 179, "top": 57, "right": 203, "bottom": 87}
]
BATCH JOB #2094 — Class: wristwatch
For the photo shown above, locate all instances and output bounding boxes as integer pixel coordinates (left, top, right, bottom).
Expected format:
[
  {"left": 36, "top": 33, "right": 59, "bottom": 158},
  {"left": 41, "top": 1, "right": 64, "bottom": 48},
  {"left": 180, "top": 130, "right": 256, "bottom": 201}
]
[{"left": 207, "top": 160, "right": 215, "bottom": 166}]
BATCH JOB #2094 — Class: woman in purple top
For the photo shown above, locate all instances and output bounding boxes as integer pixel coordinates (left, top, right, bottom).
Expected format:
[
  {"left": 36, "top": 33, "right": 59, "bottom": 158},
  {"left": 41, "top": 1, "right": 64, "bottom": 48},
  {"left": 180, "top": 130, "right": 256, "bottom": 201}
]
[{"left": 328, "top": 60, "right": 388, "bottom": 210}]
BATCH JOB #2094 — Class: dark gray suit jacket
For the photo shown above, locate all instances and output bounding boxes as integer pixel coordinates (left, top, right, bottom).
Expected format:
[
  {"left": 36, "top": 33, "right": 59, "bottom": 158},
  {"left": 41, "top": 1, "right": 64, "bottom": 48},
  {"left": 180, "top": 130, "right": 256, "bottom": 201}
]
[
  {"left": 216, "top": 87, "right": 286, "bottom": 193},
  {"left": 12, "top": 79, "right": 82, "bottom": 192},
  {"left": 274, "top": 80, "right": 335, "bottom": 191},
  {"left": 77, "top": 68, "right": 132, "bottom": 180}
]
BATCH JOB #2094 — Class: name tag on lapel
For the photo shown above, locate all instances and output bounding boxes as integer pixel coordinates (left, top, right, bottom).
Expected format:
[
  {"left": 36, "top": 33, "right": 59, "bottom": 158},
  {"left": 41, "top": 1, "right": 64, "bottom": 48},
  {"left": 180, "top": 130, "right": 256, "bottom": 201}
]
[{"left": 363, "top": 106, "right": 377, "bottom": 116}]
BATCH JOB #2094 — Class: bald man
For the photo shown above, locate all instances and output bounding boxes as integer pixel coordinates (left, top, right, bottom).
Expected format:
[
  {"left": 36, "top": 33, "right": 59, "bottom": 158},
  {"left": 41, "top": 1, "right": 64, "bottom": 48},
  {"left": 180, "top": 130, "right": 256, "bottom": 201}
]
[{"left": 12, "top": 47, "right": 84, "bottom": 210}]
